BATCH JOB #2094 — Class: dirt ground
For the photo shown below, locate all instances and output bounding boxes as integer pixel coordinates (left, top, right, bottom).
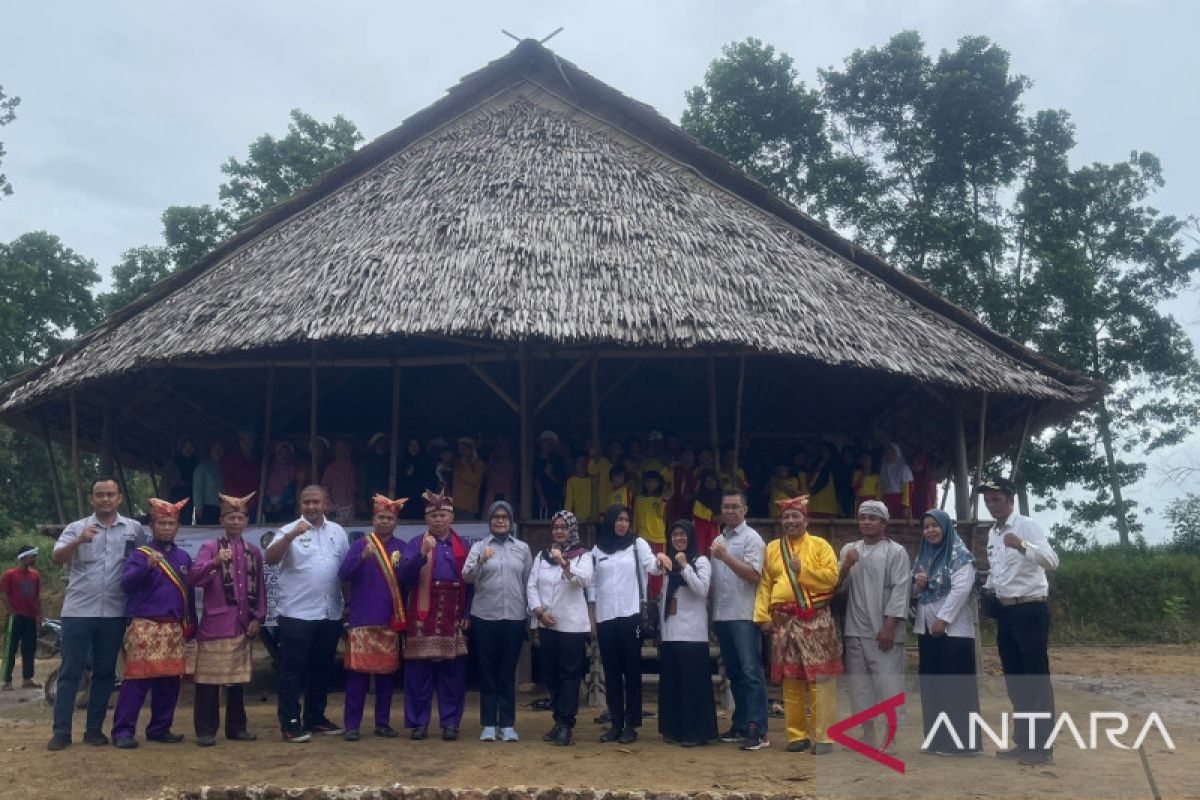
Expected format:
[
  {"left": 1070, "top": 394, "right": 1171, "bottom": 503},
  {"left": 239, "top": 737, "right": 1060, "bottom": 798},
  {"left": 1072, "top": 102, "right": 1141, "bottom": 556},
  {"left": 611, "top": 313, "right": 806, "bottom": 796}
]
[{"left": 0, "top": 645, "right": 1196, "bottom": 800}]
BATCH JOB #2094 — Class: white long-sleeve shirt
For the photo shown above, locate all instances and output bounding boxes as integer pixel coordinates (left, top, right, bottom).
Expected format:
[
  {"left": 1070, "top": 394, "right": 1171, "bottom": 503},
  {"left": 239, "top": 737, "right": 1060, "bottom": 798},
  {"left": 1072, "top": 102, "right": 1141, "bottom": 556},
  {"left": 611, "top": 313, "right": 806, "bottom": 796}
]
[
  {"left": 587, "top": 538, "right": 661, "bottom": 623},
  {"left": 913, "top": 562, "right": 977, "bottom": 638},
  {"left": 527, "top": 552, "right": 594, "bottom": 633},
  {"left": 983, "top": 513, "right": 1058, "bottom": 599},
  {"left": 660, "top": 557, "right": 712, "bottom": 643}
]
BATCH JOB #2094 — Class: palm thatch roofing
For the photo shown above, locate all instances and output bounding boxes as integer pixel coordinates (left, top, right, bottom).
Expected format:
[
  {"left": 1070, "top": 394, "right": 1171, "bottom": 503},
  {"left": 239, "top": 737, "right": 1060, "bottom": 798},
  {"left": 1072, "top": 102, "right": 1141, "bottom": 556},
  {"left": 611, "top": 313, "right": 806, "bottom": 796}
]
[{"left": 0, "top": 39, "right": 1100, "bottom": 459}]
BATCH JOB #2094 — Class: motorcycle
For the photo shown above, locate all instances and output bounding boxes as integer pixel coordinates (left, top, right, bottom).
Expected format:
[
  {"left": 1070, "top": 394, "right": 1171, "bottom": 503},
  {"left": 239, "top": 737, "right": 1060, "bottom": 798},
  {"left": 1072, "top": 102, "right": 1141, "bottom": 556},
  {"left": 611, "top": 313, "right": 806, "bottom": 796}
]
[{"left": 39, "top": 618, "right": 124, "bottom": 708}]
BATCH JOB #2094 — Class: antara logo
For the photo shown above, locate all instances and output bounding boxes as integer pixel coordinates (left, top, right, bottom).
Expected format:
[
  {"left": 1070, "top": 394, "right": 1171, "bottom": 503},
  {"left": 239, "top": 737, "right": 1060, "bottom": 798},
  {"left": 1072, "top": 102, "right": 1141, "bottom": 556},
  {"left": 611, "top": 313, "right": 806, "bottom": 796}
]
[{"left": 828, "top": 692, "right": 906, "bottom": 774}]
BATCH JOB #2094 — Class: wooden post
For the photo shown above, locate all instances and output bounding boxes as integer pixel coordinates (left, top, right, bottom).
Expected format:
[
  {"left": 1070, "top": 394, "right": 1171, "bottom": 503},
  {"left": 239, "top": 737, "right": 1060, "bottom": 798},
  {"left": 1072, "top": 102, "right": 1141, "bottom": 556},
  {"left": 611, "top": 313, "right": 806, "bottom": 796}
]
[
  {"left": 971, "top": 392, "right": 988, "bottom": 522},
  {"left": 387, "top": 363, "right": 401, "bottom": 496},
  {"left": 707, "top": 357, "right": 719, "bottom": 458},
  {"left": 518, "top": 353, "right": 532, "bottom": 519},
  {"left": 310, "top": 351, "right": 319, "bottom": 483},
  {"left": 40, "top": 420, "right": 66, "bottom": 524},
  {"left": 255, "top": 367, "right": 276, "bottom": 524},
  {"left": 100, "top": 402, "right": 116, "bottom": 476},
  {"left": 69, "top": 393, "right": 83, "bottom": 516},
  {"left": 112, "top": 432, "right": 135, "bottom": 517},
  {"left": 731, "top": 355, "right": 746, "bottom": 481},
  {"left": 590, "top": 357, "right": 601, "bottom": 520},
  {"left": 1009, "top": 403, "right": 1035, "bottom": 483},
  {"left": 951, "top": 394, "right": 971, "bottom": 520}
]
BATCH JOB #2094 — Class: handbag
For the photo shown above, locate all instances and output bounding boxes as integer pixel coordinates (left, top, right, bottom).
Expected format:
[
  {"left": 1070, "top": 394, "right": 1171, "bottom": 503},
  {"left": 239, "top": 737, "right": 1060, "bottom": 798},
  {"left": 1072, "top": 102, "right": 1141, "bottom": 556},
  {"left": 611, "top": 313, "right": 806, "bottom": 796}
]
[{"left": 634, "top": 541, "right": 660, "bottom": 643}]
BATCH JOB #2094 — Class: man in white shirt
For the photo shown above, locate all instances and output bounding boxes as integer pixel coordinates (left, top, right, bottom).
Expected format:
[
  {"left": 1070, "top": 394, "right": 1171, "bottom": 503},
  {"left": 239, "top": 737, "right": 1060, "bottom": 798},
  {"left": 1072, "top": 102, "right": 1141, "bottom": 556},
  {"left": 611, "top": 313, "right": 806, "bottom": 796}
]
[
  {"left": 837, "top": 500, "right": 911, "bottom": 750},
  {"left": 979, "top": 477, "right": 1059, "bottom": 766},
  {"left": 265, "top": 484, "right": 349, "bottom": 742},
  {"left": 48, "top": 477, "right": 143, "bottom": 751}
]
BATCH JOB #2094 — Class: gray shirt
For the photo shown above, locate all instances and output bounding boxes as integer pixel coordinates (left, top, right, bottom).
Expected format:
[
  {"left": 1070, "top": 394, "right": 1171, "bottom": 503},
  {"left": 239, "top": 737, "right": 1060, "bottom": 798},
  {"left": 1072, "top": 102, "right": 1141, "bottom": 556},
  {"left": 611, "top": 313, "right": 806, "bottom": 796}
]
[
  {"left": 55, "top": 514, "right": 144, "bottom": 618},
  {"left": 462, "top": 534, "right": 533, "bottom": 621},
  {"left": 710, "top": 522, "right": 765, "bottom": 622},
  {"left": 838, "top": 538, "right": 911, "bottom": 640}
]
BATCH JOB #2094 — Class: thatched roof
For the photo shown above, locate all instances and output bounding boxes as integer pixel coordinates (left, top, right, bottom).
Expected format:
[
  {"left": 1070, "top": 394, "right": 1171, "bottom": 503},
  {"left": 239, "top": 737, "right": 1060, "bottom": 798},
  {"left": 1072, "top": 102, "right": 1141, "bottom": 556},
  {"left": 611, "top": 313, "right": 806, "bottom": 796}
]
[{"left": 0, "top": 39, "right": 1099, "bottom": 419}]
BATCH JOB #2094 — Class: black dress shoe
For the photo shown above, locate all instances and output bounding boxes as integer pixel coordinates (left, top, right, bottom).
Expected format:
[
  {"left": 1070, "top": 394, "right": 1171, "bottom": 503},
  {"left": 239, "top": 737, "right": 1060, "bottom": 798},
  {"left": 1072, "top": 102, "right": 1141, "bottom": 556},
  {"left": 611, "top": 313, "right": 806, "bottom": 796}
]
[
  {"left": 226, "top": 730, "right": 257, "bottom": 742},
  {"left": 82, "top": 730, "right": 109, "bottom": 746},
  {"left": 996, "top": 745, "right": 1027, "bottom": 759},
  {"left": 147, "top": 731, "right": 184, "bottom": 744},
  {"left": 374, "top": 726, "right": 398, "bottom": 738},
  {"left": 542, "top": 724, "right": 563, "bottom": 742},
  {"left": 680, "top": 740, "right": 707, "bottom": 748},
  {"left": 617, "top": 728, "right": 638, "bottom": 744},
  {"left": 553, "top": 726, "right": 572, "bottom": 747},
  {"left": 787, "top": 738, "right": 812, "bottom": 753},
  {"left": 113, "top": 736, "right": 138, "bottom": 749},
  {"left": 46, "top": 735, "right": 71, "bottom": 752},
  {"left": 599, "top": 727, "right": 621, "bottom": 743},
  {"left": 343, "top": 729, "right": 360, "bottom": 741},
  {"left": 441, "top": 727, "right": 459, "bottom": 741},
  {"left": 410, "top": 726, "right": 428, "bottom": 740},
  {"left": 1019, "top": 750, "right": 1054, "bottom": 766},
  {"left": 195, "top": 735, "right": 217, "bottom": 747}
]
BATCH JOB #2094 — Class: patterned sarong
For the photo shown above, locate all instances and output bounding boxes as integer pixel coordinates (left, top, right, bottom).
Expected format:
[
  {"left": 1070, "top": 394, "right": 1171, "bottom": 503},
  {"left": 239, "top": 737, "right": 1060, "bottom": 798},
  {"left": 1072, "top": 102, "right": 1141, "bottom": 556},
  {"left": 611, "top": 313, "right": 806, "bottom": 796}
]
[
  {"left": 193, "top": 635, "right": 253, "bottom": 685},
  {"left": 123, "top": 618, "right": 187, "bottom": 679},
  {"left": 404, "top": 580, "right": 467, "bottom": 661},
  {"left": 346, "top": 625, "right": 401, "bottom": 674},
  {"left": 769, "top": 605, "right": 843, "bottom": 683}
]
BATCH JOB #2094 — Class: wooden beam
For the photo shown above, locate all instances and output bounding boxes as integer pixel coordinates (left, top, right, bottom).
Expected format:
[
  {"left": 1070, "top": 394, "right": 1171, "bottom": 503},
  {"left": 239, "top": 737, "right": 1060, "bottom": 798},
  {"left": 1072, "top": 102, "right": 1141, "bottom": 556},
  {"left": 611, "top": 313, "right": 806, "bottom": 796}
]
[
  {"left": 40, "top": 419, "right": 66, "bottom": 524},
  {"left": 255, "top": 367, "right": 276, "bottom": 524},
  {"left": 69, "top": 393, "right": 83, "bottom": 517},
  {"left": 466, "top": 363, "right": 519, "bottom": 414},
  {"left": 1009, "top": 403, "right": 1036, "bottom": 483},
  {"left": 589, "top": 358, "right": 600, "bottom": 448},
  {"left": 597, "top": 360, "right": 641, "bottom": 402},
  {"left": 951, "top": 394, "right": 971, "bottom": 520},
  {"left": 173, "top": 352, "right": 511, "bottom": 370},
  {"left": 309, "top": 350, "right": 319, "bottom": 483},
  {"left": 518, "top": 353, "right": 532, "bottom": 518},
  {"left": 707, "top": 357, "right": 719, "bottom": 457},
  {"left": 387, "top": 363, "right": 401, "bottom": 496},
  {"left": 534, "top": 358, "right": 587, "bottom": 415},
  {"left": 972, "top": 392, "right": 989, "bottom": 523}
]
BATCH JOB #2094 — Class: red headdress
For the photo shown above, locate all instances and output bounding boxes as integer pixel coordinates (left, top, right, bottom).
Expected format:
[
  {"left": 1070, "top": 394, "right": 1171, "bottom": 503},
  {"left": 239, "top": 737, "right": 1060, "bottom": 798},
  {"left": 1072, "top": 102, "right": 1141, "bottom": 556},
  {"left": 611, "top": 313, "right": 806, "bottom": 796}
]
[
  {"left": 775, "top": 494, "right": 811, "bottom": 514},
  {"left": 421, "top": 488, "right": 454, "bottom": 512},
  {"left": 148, "top": 497, "right": 189, "bottom": 521},
  {"left": 373, "top": 494, "right": 408, "bottom": 515},
  {"left": 218, "top": 492, "right": 257, "bottom": 516}
]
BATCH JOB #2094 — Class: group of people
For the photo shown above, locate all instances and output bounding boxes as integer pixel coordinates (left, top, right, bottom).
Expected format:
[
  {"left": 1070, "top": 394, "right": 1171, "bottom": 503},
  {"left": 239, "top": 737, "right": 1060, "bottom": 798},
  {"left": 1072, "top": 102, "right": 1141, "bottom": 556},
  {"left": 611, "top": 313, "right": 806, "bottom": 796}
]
[{"left": 41, "top": 471, "right": 1058, "bottom": 766}]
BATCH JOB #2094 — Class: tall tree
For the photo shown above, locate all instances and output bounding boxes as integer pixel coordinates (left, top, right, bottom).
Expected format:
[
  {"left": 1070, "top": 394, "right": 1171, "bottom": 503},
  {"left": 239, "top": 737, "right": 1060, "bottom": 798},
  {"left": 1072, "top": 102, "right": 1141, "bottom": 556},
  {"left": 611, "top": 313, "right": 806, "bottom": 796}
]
[
  {"left": 681, "top": 38, "right": 828, "bottom": 209},
  {"left": 819, "top": 31, "right": 1029, "bottom": 318},
  {"left": 97, "top": 245, "right": 176, "bottom": 315},
  {"left": 0, "top": 231, "right": 99, "bottom": 376},
  {"left": 0, "top": 85, "right": 18, "bottom": 199},
  {"left": 162, "top": 203, "right": 232, "bottom": 269}
]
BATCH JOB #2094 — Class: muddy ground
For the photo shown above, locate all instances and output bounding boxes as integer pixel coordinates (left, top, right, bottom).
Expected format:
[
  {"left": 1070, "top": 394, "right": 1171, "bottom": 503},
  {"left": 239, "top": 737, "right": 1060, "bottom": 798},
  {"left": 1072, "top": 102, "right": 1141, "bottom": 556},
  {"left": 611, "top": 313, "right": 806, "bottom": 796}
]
[{"left": 0, "top": 645, "right": 1196, "bottom": 799}]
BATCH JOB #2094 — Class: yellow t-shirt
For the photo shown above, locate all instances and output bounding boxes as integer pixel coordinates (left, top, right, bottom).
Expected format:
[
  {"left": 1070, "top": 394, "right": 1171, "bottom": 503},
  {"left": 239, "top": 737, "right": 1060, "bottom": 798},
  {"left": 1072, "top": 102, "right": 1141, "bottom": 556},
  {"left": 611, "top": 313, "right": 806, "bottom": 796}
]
[
  {"left": 768, "top": 477, "right": 801, "bottom": 519},
  {"left": 853, "top": 471, "right": 882, "bottom": 503},
  {"left": 588, "top": 457, "right": 613, "bottom": 512},
  {"left": 637, "top": 457, "right": 674, "bottom": 499},
  {"left": 565, "top": 475, "right": 595, "bottom": 521},
  {"left": 754, "top": 532, "right": 839, "bottom": 622},
  {"left": 605, "top": 485, "right": 633, "bottom": 512},
  {"left": 807, "top": 473, "right": 841, "bottom": 516},
  {"left": 633, "top": 494, "right": 667, "bottom": 545}
]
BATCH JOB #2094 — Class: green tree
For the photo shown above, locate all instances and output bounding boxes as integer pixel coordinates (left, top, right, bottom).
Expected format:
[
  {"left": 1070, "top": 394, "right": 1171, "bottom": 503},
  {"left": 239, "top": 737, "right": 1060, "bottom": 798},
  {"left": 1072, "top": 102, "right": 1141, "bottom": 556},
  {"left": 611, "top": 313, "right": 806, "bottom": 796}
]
[
  {"left": 218, "top": 108, "right": 362, "bottom": 224},
  {"left": 162, "top": 203, "right": 232, "bottom": 269},
  {"left": 1166, "top": 493, "right": 1200, "bottom": 553},
  {"left": 97, "top": 245, "right": 176, "bottom": 315},
  {"left": 0, "top": 85, "right": 18, "bottom": 199},
  {"left": 0, "top": 231, "right": 99, "bottom": 375},
  {"left": 681, "top": 38, "right": 828, "bottom": 208}
]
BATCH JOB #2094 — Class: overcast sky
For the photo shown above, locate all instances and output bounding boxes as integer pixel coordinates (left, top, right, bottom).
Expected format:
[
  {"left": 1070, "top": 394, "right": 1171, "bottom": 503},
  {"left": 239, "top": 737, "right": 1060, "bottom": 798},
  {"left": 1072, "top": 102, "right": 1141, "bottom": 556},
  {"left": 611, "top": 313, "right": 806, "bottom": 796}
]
[{"left": 2, "top": 1, "right": 1197, "bottom": 539}]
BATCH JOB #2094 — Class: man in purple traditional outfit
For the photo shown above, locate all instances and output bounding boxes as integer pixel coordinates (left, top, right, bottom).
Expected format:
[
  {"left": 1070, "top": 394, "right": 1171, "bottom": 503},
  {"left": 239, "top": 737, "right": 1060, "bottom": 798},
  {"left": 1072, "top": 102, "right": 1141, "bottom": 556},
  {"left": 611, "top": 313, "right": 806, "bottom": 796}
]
[
  {"left": 188, "top": 492, "right": 266, "bottom": 746},
  {"left": 112, "top": 498, "right": 194, "bottom": 749},
  {"left": 398, "top": 489, "right": 470, "bottom": 741},
  {"left": 338, "top": 494, "right": 408, "bottom": 741}
]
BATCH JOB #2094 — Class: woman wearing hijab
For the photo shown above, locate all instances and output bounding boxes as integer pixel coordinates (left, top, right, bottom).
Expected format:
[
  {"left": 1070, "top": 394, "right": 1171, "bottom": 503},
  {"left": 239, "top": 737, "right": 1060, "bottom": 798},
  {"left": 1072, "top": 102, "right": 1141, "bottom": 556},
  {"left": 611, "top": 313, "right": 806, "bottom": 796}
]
[
  {"left": 264, "top": 442, "right": 298, "bottom": 522},
  {"left": 588, "top": 503, "right": 662, "bottom": 743},
  {"left": 657, "top": 519, "right": 717, "bottom": 747},
  {"left": 462, "top": 500, "right": 532, "bottom": 742},
  {"left": 527, "top": 510, "right": 594, "bottom": 746},
  {"left": 913, "top": 509, "right": 980, "bottom": 756},
  {"left": 881, "top": 444, "right": 914, "bottom": 520}
]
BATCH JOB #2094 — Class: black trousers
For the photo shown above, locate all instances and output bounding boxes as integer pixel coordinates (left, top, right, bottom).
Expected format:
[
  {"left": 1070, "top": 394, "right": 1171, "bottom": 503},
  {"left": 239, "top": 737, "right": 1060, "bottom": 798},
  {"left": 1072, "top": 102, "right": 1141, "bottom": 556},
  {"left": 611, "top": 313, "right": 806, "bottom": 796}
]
[
  {"left": 3, "top": 614, "right": 37, "bottom": 683},
  {"left": 470, "top": 617, "right": 526, "bottom": 728},
  {"left": 917, "top": 634, "right": 981, "bottom": 752},
  {"left": 658, "top": 640, "right": 718, "bottom": 744},
  {"left": 193, "top": 683, "right": 247, "bottom": 738},
  {"left": 597, "top": 614, "right": 642, "bottom": 730},
  {"left": 539, "top": 628, "right": 588, "bottom": 729},
  {"left": 996, "top": 601, "right": 1055, "bottom": 752},
  {"left": 276, "top": 616, "right": 342, "bottom": 730}
]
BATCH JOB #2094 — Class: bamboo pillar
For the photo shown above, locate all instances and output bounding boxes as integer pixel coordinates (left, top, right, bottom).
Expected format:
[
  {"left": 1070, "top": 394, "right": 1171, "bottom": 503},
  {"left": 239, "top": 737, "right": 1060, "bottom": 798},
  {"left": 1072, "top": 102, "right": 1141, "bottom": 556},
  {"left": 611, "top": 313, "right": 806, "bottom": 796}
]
[
  {"left": 255, "top": 367, "right": 276, "bottom": 524},
  {"left": 112, "top": 431, "right": 135, "bottom": 517},
  {"left": 707, "top": 357, "right": 719, "bottom": 458},
  {"left": 100, "top": 402, "right": 116, "bottom": 476},
  {"left": 40, "top": 420, "right": 66, "bottom": 524},
  {"left": 518, "top": 353, "right": 532, "bottom": 519},
  {"left": 69, "top": 394, "right": 83, "bottom": 516},
  {"left": 590, "top": 357, "right": 601, "bottom": 520},
  {"left": 731, "top": 355, "right": 746, "bottom": 483},
  {"left": 1009, "top": 404, "right": 1035, "bottom": 483},
  {"left": 971, "top": 392, "right": 988, "bottom": 522},
  {"left": 387, "top": 363, "right": 401, "bottom": 496},
  {"left": 951, "top": 394, "right": 971, "bottom": 519},
  {"left": 309, "top": 352, "right": 319, "bottom": 484}
]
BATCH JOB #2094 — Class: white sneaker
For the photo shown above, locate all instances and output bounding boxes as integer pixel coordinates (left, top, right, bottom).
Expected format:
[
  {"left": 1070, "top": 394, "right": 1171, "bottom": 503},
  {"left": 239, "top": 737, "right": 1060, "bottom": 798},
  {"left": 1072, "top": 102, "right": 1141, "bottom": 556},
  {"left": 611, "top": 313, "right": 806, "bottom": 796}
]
[
  {"left": 500, "top": 727, "right": 519, "bottom": 742},
  {"left": 480, "top": 726, "right": 497, "bottom": 741}
]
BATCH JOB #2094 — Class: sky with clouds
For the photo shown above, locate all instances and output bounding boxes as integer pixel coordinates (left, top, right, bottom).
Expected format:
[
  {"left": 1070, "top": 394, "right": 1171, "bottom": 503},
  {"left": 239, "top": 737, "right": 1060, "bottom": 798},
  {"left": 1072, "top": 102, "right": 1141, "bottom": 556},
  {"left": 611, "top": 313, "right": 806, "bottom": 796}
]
[{"left": 1, "top": 1, "right": 1197, "bottom": 538}]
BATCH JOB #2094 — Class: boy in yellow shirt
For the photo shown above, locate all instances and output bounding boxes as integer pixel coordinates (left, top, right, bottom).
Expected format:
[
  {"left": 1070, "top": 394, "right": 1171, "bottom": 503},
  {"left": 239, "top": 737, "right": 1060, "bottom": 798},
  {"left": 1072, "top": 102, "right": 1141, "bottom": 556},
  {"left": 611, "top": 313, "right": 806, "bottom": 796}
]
[
  {"left": 632, "top": 470, "right": 667, "bottom": 598},
  {"left": 564, "top": 455, "right": 595, "bottom": 521}
]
